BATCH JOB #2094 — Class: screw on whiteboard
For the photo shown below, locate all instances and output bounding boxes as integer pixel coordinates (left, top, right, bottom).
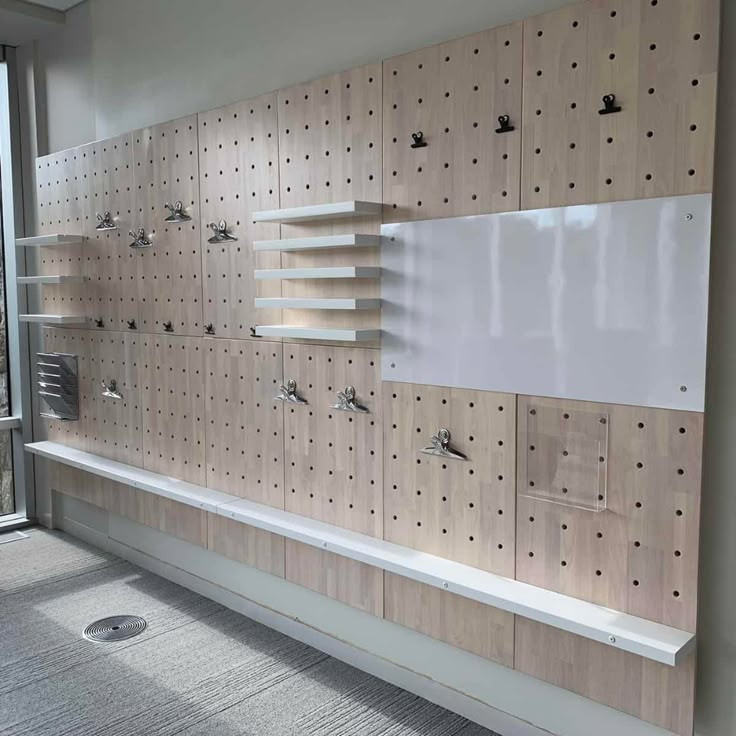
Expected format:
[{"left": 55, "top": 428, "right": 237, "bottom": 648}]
[
  {"left": 685, "top": 213, "right": 693, "bottom": 221},
  {"left": 390, "top": 363, "right": 396, "bottom": 369},
  {"left": 608, "top": 635, "right": 616, "bottom": 644},
  {"left": 442, "top": 581, "right": 449, "bottom": 589},
  {"left": 322, "top": 541, "right": 327, "bottom": 549},
  {"left": 680, "top": 385, "right": 688, "bottom": 392}
]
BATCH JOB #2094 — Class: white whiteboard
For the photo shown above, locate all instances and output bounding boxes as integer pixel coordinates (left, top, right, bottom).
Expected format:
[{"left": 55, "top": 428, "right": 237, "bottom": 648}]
[{"left": 381, "top": 194, "right": 711, "bottom": 412}]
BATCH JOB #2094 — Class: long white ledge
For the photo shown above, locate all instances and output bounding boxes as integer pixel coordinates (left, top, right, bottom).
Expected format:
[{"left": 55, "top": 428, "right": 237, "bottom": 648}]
[
  {"left": 252, "top": 201, "right": 382, "bottom": 223},
  {"left": 16, "top": 234, "right": 85, "bottom": 247},
  {"left": 254, "top": 234, "right": 382, "bottom": 251},
  {"left": 20, "top": 314, "right": 86, "bottom": 325},
  {"left": 253, "top": 326, "right": 381, "bottom": 342},
  {"left": 18, "top": 275, "right": 87, "bottom": 285},
  {"left": 255, "top": 298, "right": 381, "bottom": 310},
  {"left": 254, "top": 267, "right": 381, "bottom": 280},
  {"left": 27, "top": 440, "right": 695, "bottom": 667}
]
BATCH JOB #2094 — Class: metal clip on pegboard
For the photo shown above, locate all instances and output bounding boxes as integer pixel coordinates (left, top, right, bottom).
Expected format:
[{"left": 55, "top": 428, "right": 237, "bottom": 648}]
[
  {"left": 598, "top": 94, "right": 622, "bottom": 115},
  {"left": 129, "top": 228, "right": 152, "bottom": 249},
  {"left": 96, "top": 211, "right": 117, "bottom": 230},
  {"left": 495, "top": 114, "right": 515, "bottom": 133},
  {"left": 274, "top": 379, "right": 308, "bottom": 405},
  {"left": 101, "top": 379, "right": 123, "bottom": 400},
  {"left": 420, "top": 428, "right": 466, "bottom": 461},
  {"left": 37, "top": 352, "right": 79, "bottom": 421},
  {"left": 331, "top": 385, "right": 369, "bottom": 413},
  {"left": 164, "top": 200, "right": 191, "bottom": 222},
  {"left": 207, "top": 220, "right": 237, "bottom": 243},
  {"left": 410, "top": 132, "right": 427, "bottom": 148}
]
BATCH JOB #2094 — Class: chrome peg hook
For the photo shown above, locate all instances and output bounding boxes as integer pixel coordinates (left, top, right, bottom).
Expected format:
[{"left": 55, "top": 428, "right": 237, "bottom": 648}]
[
  {"left": 96, "top": 211, "right": 117, "bottom": 230},
  {"left": 274, "top": 379, "right": 307, "bottom": 405},
  {"left": 420, "top": 428, "right": 466, "bottom": 461},
  {"left": 207, "top": 220, "right": 237, "bottom": 243},
  {"left": 164, "top": 200, "right": 191, "bottom": 222},
  {"left": 332, "top": 385, "right": 369, "bottom": 413},
  {"left": 129, "top": 228, "right": 152, "bottom": 248},
  {"left": 101, "top": 378, "right": 123, "bottom": 400}
]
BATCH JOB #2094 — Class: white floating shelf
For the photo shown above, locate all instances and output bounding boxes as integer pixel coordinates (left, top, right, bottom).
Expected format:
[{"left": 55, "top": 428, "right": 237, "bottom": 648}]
[
  {"left": 254, "top": 234, "right": 382, "bottom": 251},
  {"left": 255, "top": 297, "right": 381, "bottom": 310},
  {"left": 254, "top": 325, "right": 381, "bottom": 342},
  {"left": 16, "top": 234, "right": 86, "bottom": 247},
  {"left": 17, "top": 275, "right": 87, "bottom": 285},
  {"left": 255, "top": 267, "right": 381, "bottom": 280},
  {"left": 19, "top": 314, "right": 86, "bottom": 325},
  {"left": 25, "top": 438, "right": 697, "bottom": 667},
  {"left": 252, "top": 201, "right": 382, "bottom": 224}
]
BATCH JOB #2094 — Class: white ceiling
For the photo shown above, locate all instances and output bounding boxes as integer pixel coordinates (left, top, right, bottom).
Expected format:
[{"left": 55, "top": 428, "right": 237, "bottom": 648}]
[{"left": 0, "top": 0, "right": 70, "bottom": 46}]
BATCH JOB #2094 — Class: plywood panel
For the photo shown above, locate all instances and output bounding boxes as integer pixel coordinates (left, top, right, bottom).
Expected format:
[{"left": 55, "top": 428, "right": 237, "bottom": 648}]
[
  {"left": 285, "top": 540, "right": 383, "bottom": 617},
  {"left": 384, "top": 573, "right": 514, "bottom": 666},
  {"left": 109, "top": 482, "right": 208, "bottom": 547},
  {"left": 284, "top": 344, "right": 382, "bottom": 536},
  {"left": 522, "top": 0, "right": 719, "bottom": 209},
  {"left": 207, "top": 513, "right": 285, "bottom": 576},
  {"left": 516, "top": 395, "right": 703, "bottom": 632},
  {"left": 383, "top": 23, "right": 522, "bottom": 222},
  {"left": 84, "top": 133, "right": 139, "bottom": 332},
  {"left": 132, "top": 115, "right": 203, "bottom": 335},
  {"left": 140, "top": 334, "right": 205, "bottom": 484},
  {"left": 515, "top": 618, "right": 695, "bottom": 736},
  {"left": 85, "top": 331, "right": 142, "bottom": 466},
  {"left": 275, "top": 65, "right": 382, "bottom": 342},
  {"left": 48, "top": 460, "right": 112, "bottom": 511},
  {"left": 37, "top": 149, "right": 88, "bottom": 319},
  {"left": 384, "top": 382, "right": 516, "bottom": 576},
  {"left": 205, "top": 339, "right": 284, "bottom": 507},
  {"left": 41, "top": 328, "right": 92, "bottom": 451},
  {"left": 199, "top": 94, "right": 282, "bottom": 337}
]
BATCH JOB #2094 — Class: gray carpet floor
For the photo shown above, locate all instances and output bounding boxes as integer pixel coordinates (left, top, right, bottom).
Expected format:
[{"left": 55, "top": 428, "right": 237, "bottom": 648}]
[{"left": 0, "top": 527, "right": 498, "bottom": 736}]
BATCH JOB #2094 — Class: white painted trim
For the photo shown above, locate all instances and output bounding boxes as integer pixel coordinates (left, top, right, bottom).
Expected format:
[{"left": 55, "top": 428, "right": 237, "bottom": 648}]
[
  {"left": 0, "top": 416, "right": 21, "bottom": 430},
  {"left": 254, "top": 266, "right": 381, "bottom": 280},
  {"left": 255, "top": 297, "right": 381, "bottom": 310},
  {"left": 254, "top": 233, "right": 382, "bottom": 251},
  {"left": 252, "top": 201, "right": 382, "bottom": 223},
  {"left": 17, "top": 274, "right": 86, "bottom": 285},
  {"left": 253, "top": 325, "right": 381, "bottom": 341},
  {"left": 15, "top": 233, "right": 85, "bottom": 247},
  {"left": 19, "top": 314, "right": 86, "bottom": 325},
  {"left": 29, "top": 440, "right": 694, "bottom": 666}
]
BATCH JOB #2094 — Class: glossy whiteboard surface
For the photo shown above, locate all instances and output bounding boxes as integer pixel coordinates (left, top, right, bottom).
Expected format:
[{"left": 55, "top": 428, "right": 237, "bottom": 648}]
[{"left": 381, "top": 194, "right": 711, "bottom": 412}]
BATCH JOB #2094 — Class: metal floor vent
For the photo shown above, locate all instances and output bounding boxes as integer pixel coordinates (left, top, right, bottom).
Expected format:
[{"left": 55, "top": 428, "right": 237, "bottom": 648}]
[{"left": 83, "top": 615, "right": 147, "bottom": 642}]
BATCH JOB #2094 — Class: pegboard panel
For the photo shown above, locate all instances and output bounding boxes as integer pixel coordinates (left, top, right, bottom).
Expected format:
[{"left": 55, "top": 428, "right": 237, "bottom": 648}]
[
  {"left": 283, "top": 344, "right": 382, "bottom": 536},
  {"left": 522, "top": 0, "right": 719, "bottom": 209},
  {"left": 276, "top": 66, "right": 382, "bottom": 342},
  {"left": 41, "top": 327, "right": 92, "bottom": 451},
  {"left": 515, "top": 617, "right": 696, "bottom": 735},
  {"left": 47, "top": 460, "right": 112, "bottom": 511},
  {"left": 85, "top": 331, "right": 142, "bottom": 466},
  {"left": 383, "top": 382, "right": 516, "bottom": 576},
  {"left": 205, "top": 339, "right": 284, "bottom": 507},
  {"left": 132, "top": 115, "right": 203, "bottom": 335},
  {"left": 383, "top": 23, "right": 522, "bottom": 222},
  {"left": 516, "top": 395, "right": 703, "bottom": 632},
  {"left": 109, "top": 481, "right": 208, "bottom": 547},
  {"left": 199, "top": 94, "right": 282, "bottom": 337},
  {"left": 36, "top": 148, "right": 88, "bottom": 318},
  {"left": 207, "top": 513, "right": 285, "bottom": 577},
  {"left": 285, "top": 540, "right": 383, "bottom": 616},
  {"left": 140, "top": 334, "right": 205, "bottom": 484},
  {"left": 384, "top": 573, "right": 514, "bottom": 666},
  {"left": 84, "top": 133, "right": 139, "bottom": 332}
]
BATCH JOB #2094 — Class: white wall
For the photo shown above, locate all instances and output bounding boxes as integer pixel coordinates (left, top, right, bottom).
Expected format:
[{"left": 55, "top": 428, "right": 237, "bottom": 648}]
[{"left": 12, "top": 0, "right": 736, "bottom": 734}]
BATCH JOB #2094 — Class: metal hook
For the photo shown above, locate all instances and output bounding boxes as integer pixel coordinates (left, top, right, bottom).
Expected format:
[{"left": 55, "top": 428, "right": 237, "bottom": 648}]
[
  {"left": 127, "top": 319, "right": 137, "bottom": 330},
  {"left": 420, "top": 428, "right": 467, "bottom": 461},
  {"left": 129, "top": 227, "right": 152, "bottom": 249},
  {"left": 207, "top": 220, "right": 237, "bottom": 243},
  {"left": 164, "top": 200, "right": 191, "bottom": 222},
  {"left": 205, "top": 323, "right": 215, "bottom": 335},
  {"left": 96, "top": 211, "right": 117, "bottom": 230},
  {"left": 410, "top": 131, "right": 427, "bottom": 149},
  {"left": 163, "top": 321, "right": 174, "bottom": 333},
  {"left": 94, "top": 318, "right": 104, "bottom": 328},
  {"left": 332, "top": 385, "right": 369, "bottom": 413},
  {"left": 495, "top": 114, "right": 515, "bottom": 133},
  {"left": 274, "top": 378, "right": 307, "bottom": 405},
  {"left": 598, "top": 94, "right": 622, "bottom": 115},
  {"left": 101, "top": 378, "right": 123, "bottom": 400}
]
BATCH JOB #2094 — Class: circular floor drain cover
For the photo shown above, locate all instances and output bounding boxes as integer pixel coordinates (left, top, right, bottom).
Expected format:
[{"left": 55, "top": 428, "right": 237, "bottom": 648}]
[{"left": 83, "top": 615, "right": 147, "bottom": 642}]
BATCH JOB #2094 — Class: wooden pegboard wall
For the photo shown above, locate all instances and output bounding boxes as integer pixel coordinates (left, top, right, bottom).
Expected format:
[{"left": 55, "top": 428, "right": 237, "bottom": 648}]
[
  {"left": 205, "top": 338, "right": 285, "bottom": 508},
  {"left": 140, "top": 334, "right": 205, "bottom": 484},
  {"left": 198, "top": 93, "right": 282, "bottom": 338},
  {"left": 383, "top": 22, "right": 523, "bottom": 222},
  {"left": 132, "top": 115, "right": 203, "bottom": 335},
  {"left": 383, "top": 382, "right": 516, "bottom": 575},
  {"left": 84, "top": 133, "right": 139, "bottom": 332},
  {"left": 521, "top": 0, "right": 719, "bottom": 209},
  {"left": 275, "top": 65, "right": 382, "bottom": 340}
]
